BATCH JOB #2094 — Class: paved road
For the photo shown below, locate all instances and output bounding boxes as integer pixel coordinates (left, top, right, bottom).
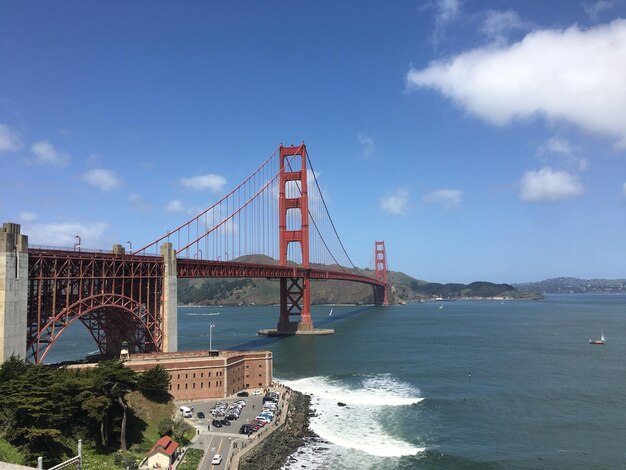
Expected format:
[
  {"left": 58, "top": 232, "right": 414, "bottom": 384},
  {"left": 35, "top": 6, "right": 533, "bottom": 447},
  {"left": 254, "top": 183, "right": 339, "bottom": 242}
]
[
  {"left": 193, "top": 433, "right": 229, "bottom": 470},
  {"left": 186, "top": 391, "right": 272, "bottom": 469}
]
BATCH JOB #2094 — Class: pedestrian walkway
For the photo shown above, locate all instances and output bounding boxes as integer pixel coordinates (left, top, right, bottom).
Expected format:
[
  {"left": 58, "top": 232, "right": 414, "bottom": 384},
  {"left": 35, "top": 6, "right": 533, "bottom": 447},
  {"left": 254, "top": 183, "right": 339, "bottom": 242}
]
[{"left": 228, "top": 385, "right": 291, "bottom": 469}]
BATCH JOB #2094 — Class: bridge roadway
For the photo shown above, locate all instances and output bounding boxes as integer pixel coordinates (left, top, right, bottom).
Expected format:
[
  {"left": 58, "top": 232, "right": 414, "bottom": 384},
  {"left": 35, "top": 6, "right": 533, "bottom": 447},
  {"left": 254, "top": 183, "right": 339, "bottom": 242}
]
[
  {"left": 22, "top": 247, "right": 386, "bottom": 362},
  {"left": 27, "top": 247, "right": 386, "bottom": 288}
]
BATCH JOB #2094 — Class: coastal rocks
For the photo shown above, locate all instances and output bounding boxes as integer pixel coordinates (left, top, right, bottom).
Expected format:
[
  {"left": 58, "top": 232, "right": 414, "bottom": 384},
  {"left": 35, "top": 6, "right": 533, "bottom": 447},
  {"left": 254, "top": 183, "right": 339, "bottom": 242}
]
[
  {"left": 337, "top": 402, "right": 347, "bottom": 407},
  {"left": 238, "top": 390, "right": 314, "bottom": 470}
]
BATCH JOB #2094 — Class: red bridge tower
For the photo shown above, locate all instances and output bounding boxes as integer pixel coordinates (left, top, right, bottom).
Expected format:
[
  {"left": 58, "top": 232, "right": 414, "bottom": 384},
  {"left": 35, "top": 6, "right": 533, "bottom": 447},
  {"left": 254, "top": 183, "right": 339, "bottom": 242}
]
[
  {"left": 374, "top": 240, "right": 389, "bottom": 305},
  {"left": 277, "top": 144, "right": 313, "bottom": 333}
]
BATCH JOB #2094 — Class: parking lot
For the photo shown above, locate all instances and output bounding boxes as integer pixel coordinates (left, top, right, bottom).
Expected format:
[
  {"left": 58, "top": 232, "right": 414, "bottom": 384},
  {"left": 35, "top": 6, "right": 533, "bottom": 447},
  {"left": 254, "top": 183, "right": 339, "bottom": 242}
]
[
  {"left": 182, "top": 389, "right": 273, "bottom": 435},
  {"left": 180, "top": 388, "right": 287, "bottom": 469},
  {"left": 177, "top": 385, "right": 288, "bottom": 470}
]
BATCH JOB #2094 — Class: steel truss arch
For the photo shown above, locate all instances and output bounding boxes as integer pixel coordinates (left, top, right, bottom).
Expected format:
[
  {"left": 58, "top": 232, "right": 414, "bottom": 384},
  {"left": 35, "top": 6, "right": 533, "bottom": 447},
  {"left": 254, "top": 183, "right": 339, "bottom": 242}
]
[{"left": 29, "top": 293, "right": 161, "bottom": 364}]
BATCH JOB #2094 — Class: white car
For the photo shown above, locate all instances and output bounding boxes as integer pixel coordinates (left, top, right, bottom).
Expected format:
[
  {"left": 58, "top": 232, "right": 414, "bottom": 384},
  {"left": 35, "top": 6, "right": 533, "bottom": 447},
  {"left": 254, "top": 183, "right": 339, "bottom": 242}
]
[
  {"left": 212, "top": 454, "right": 222, "bottom": 465},
  {"left": 252, "top": 390, "right": 262, "bottom": 396}
]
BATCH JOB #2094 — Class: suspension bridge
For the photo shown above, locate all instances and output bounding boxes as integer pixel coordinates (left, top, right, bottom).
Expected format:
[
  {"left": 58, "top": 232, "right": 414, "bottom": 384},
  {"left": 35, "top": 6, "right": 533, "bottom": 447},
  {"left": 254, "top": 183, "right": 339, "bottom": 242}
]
[{"left": 0, "top": 143, "right": 390, "bottom": 364}]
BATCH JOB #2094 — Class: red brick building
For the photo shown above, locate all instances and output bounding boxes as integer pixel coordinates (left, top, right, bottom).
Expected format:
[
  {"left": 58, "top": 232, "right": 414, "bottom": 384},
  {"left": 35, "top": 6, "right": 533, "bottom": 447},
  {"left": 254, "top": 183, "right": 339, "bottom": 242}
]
[{"left": 125, "top": 349, "right": 273, "bottom": 400}]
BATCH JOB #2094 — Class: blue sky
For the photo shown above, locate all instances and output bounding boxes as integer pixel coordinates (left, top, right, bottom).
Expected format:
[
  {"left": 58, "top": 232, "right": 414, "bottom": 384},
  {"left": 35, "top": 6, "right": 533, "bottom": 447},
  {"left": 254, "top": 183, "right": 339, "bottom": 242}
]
[{"left": 2, "top": 0, "right": 626, "bottom": 283}]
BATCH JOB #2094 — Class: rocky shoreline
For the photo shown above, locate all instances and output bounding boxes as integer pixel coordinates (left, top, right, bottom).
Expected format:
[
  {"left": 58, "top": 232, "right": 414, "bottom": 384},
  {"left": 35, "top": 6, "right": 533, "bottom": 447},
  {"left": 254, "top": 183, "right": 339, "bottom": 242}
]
[{"left": 238, "top": 390, "right": 316, "bottom": 470}]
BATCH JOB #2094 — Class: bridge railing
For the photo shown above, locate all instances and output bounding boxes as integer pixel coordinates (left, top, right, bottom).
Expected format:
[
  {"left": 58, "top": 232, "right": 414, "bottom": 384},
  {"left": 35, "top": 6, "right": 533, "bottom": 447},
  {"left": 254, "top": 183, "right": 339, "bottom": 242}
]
[{"left": 30, "top": 244, "right": 115, "bottom": 254}]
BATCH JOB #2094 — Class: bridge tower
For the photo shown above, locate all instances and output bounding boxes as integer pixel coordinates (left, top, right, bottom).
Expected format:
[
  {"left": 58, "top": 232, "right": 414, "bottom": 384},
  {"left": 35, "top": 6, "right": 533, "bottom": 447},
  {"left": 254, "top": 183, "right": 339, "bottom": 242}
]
[
  {"left": 374, "top": 240, "right": 389, "bottom": 305},
  {"left": 277, "top": 144, "right": 313, "bottom": 333},
  {"left": 0, "top": 223, "right": 28, "bottom": 362},
  {"left": 161, "top": 242, "right": 178, "bottom": 352}
]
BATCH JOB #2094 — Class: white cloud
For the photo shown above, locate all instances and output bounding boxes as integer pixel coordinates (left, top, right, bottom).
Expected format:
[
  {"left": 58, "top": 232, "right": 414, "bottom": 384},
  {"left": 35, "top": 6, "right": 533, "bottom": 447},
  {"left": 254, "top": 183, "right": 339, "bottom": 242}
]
[
  {"left": 584, "top": 0, "right": 618, "bottom": 21},
  {"left": 18, "top": 211, "right": 37, "bottom": 223},
  {"left": 85, "top": 153, "right": 100, "bottom": 166},
  {"left": 407, "top": 20, "right": 626, "bottom": 148},
  {"left": 537, "top": 137, "right": 575, "bottom": 157},
  {"left": 537, "top": 137, "right": 588, "bottom": 171},
  {"left": 128, "top": 193, "right": 152, "bottom": 211},
  {"left": 82, "top": 168, "right": 121, "bottom": 191},
  {"left": 380, "top": 188, "right": 409, "bottom": 215},
  {"left": 432, "top": 0, "right": 461, "bottom": 46},
  {"left": 357, "top": 134, "right": 375, "bottom": 159},
  {"left": 180, "top": 173, "right": 227, "bottom": 192},
  {"left": 519, "top": 167, "right": 583, "bottom": 202},
  {"left": 436, "top": 0, "right": 460, "bottom": 24},
  {"left": 423, "top": 188, "right": 464, "bottom": 209},
  {"left": 23, "top": 221, "right": 108, "bottom": 248},
  {"left": 30, "top": 141, "right": 70, "bottom": 167},
  {"left": 165, "top": 199, "right": 185, "bottom": 213},
  {"left": 480, "top": 10, "right": 529, "bottom": 45},
  {"left": 0, "top": 124, "right": 22, "bottom": 153}
]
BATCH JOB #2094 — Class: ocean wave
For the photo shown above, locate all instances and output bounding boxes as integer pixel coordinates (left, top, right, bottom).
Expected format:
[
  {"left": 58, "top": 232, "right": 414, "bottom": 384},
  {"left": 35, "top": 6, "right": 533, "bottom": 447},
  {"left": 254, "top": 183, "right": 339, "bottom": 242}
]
[
  {"left": 281, "top": 374, "right": 425, "bottom": 459},
  {"left": 284, "top": 374, "right": 424, "bottom": 407},
  {"left": 185, "top": 312, "right": 221, "bottom": 316}
]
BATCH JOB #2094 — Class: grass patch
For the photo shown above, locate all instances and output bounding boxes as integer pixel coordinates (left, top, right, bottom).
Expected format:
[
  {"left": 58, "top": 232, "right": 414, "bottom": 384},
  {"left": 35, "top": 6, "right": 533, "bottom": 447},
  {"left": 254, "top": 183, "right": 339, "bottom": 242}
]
[
  {"left": 126, "top": 390, "right": 176, "bottom": 453},
  {"left": 82, "top": 392, "right": 178, "bottom": 469},
  {"left": 0, "top": 437, "right": 25, "bottom": 465},
  {"left": 178, "top": 448, "right": 204, "bottom": 470},
  {"left": 82, "top": 446, "right": 118, "bottom": 470}
]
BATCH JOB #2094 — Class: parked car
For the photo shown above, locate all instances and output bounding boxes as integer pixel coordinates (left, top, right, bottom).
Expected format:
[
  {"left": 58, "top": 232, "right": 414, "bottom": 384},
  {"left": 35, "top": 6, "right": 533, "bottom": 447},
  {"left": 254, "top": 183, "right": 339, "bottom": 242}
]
[
  {"left": 263, "top": 394, "right": 279, "bottom": 403},
  {"left": 220, "top": 419, "right": 231, "bottom": 426},
  {"left": 239, "top": 424, "right": 254, "bottom": 434},
  {"left": 197, "top": 412, "right": 205, "bottom": 419},
  {"left": 237, "top": 391, "right": 249, "bottom": 397},
  {"left": 212, "top": 419, "right": 223, "bottom": 428},
  {"left": 212, "top": 454, "right": 222, "bottom": 465},
  {"left": 252, "top": 390, "right": 262, "bottom": 396}
]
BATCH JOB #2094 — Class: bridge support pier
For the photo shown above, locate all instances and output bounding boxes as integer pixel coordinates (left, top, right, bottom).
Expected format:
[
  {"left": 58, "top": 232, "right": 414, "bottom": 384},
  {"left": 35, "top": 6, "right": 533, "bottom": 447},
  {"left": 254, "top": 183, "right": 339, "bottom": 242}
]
[
  {"left": 0, "top": 223, "right": 28, "bottom": 362},
  {"left": 161, "top": 243, "right": 178, "bottom": 352},
  {"left": 277, "top": 276, "right": 312, "bottom": 333}
]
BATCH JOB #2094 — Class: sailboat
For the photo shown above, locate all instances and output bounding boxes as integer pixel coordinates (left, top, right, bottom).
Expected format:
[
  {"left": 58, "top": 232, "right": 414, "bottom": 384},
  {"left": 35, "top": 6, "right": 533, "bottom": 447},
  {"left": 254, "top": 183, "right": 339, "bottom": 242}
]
[
  {"left": 439, "top": 303, "right": 444, "bottom": 310},
  {"left": 329, "top": 308, "right": 333, "bottom": 317},
  {"left": 589, "top": 330, "right": 606, "bottom": 345}
]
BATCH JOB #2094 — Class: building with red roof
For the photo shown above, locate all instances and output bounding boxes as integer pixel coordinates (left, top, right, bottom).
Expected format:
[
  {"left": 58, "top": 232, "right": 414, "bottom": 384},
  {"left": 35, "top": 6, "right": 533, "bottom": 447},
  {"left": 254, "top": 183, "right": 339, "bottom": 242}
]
[{"left": 145, "top": 435, "right": 179, "bottom": 469}]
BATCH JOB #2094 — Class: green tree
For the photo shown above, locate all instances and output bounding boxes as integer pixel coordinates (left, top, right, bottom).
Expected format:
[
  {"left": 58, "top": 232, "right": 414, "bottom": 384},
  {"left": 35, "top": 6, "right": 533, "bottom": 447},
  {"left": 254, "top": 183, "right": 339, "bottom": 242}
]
[
  {"left": 93, "top": 360, "right": 137, "bottom": 451},
  {"left": 137, "top": 365, "right": 171, "bottom": 403},
  {"left": 0, "top": 355, "right": 27, "bottom": 383},
  {"left": 157, "top": 418, "right": 174, "bottom": 437},
  {"left": 79, "top": 390, "right": 111, "bottom": 448}
]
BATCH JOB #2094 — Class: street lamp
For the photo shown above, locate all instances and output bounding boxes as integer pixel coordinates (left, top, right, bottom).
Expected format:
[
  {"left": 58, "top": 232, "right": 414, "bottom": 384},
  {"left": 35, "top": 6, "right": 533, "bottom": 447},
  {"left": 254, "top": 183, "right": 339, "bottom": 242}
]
[
  {"left": 74, "top": 235, "right": 81, "bottom": 252},
  {"left": 209, "top": 323, "right": 216, "bottom": 351},
  {"left": 225, "top": 251, "right": 229, "bottom": 261},
  {"left": 126, "top": 240, "right": 132, "bottom": 254}
]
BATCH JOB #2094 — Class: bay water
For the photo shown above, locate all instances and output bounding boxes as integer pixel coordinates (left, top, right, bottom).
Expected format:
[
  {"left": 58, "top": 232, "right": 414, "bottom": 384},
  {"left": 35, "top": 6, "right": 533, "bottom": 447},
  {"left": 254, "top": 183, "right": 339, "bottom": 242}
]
[{"left": 47, "top": 295, "right": 626, "bottom": 468}]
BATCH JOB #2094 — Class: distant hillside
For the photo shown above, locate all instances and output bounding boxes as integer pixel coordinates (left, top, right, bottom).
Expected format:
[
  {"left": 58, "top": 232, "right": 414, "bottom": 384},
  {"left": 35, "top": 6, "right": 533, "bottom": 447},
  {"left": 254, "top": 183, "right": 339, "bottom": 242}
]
[
  {"left": 178, "top": 256, "right": 534, "bottom": 305},
  {"left": 515, "top": 277, "right": 626, "bottom": 294}
]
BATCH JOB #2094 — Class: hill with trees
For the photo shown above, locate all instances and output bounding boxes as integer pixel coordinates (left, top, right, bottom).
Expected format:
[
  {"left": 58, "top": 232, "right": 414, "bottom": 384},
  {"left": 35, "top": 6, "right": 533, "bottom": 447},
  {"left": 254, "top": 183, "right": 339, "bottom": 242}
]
[
  {"left": 0, "top": 357, "right": 188, "bottom": 469},
  {"left": 178, "top": 256, "right": 536, "bottom": 305},
  {"left": 514, "top": 277, "right": 626, "bottom": 294}
]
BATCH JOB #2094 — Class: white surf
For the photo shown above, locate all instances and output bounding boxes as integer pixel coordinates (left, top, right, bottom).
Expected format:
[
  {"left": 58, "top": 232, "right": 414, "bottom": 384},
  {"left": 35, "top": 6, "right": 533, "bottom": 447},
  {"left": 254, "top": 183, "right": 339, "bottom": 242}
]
[{"left": 281, "top": 374, "right": 425, "bottom": 465}]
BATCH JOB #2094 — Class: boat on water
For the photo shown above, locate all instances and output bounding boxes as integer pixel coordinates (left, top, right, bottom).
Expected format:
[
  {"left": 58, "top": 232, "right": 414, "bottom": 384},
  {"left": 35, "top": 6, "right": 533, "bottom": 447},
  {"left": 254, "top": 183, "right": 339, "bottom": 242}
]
[
  {"left": 439, "top": 303, "right": 444, "bottom": 309},
  {"left": 589, "top": 331, "right": 607, "bottom": 345},
  {"left": 329, "top": 308, "right": 333, "bottom": 317}
]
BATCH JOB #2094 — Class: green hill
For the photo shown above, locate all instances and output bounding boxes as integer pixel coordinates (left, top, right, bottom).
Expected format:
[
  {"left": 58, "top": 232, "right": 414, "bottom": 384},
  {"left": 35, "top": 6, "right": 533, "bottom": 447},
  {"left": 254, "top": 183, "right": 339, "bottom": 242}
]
[{"left": 177, "top": 256, "right": 533, "bottom": 305}]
